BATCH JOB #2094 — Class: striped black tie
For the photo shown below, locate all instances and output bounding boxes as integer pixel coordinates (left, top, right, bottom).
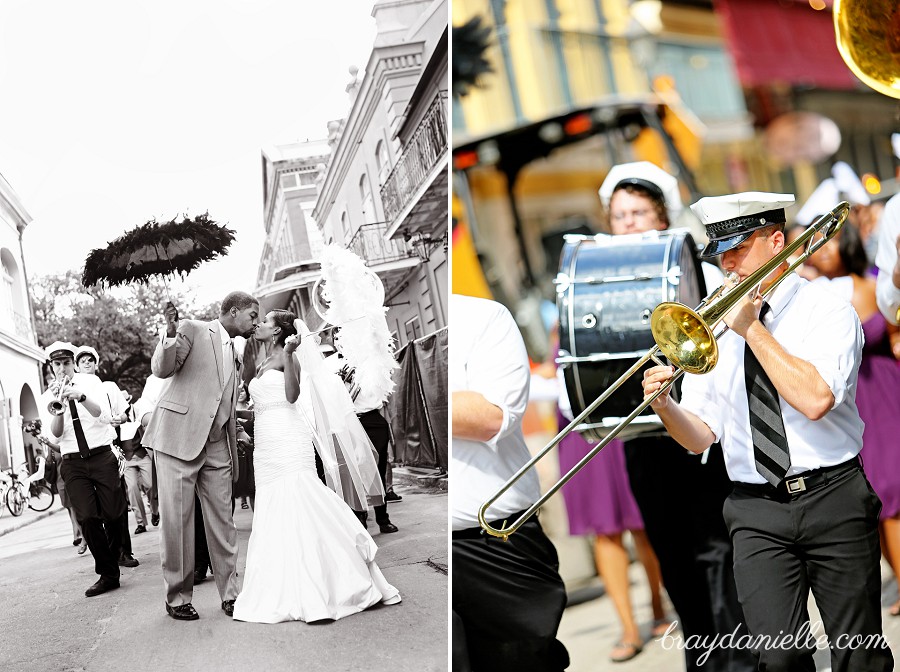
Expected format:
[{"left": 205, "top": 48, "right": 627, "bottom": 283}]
[{"left": 745, "top": 303, "right": 790, "bottom": 486}]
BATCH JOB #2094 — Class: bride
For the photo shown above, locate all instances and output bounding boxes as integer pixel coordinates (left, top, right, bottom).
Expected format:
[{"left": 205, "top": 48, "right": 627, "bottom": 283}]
[{"left": 232, "top": 309, "right": 401, "bottom": 623}]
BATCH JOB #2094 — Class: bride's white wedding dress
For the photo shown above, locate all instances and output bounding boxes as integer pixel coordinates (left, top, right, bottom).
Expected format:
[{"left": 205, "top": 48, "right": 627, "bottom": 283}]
[{"left": 232, "top": 369, "right": 401, "bottom": 623}]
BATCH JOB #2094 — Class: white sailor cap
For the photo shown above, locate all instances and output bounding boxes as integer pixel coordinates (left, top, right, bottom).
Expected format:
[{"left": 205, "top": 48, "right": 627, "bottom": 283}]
[
  {"left": 598, "top": 161, "right": 683, "bottom": 224},
  {"left": 691, "top": 192, "right": 795, "bottom": 258},
  {"left": 75, "top": 345, "right": 100, "bottom": 365},
  {"left": 44, "top": 341, "right": 77, "bottom": 362}
]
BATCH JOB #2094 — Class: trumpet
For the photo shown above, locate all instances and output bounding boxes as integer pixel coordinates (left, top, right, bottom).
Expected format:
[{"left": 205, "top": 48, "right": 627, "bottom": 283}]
[
  {"left": 47, "top": 375, "right": 72, "bottom": 416},
  {"left": 478, "top": 202, "right": 851, "bottom": 540}
]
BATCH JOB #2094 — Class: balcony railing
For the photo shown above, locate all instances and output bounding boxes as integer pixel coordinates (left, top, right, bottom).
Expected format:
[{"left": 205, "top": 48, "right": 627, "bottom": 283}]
[
  {"left": 348, "top": 222, "right": 415, "bottom": 266},
  {"left": 257, "top": 244, "right": 320, "bottom": 286},
  {"left": 380, "top": 93, "right": 448, "bottom": 224}
]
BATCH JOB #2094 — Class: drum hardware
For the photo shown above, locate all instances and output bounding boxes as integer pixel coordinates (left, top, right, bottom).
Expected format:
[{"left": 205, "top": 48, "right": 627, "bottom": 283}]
[{"left": 480, "top": 202, "right": 851, "bottom": 540}]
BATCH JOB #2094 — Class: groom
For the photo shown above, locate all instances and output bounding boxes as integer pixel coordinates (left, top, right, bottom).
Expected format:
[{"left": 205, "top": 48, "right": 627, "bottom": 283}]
[{"left": 142, "top": 291, "right": 259, "bottom": 620}]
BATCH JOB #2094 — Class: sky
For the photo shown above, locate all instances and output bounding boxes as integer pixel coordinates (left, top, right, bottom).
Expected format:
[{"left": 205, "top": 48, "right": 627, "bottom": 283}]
[{"left": 0, "top": 0, "right": 377, "bottom": 307}]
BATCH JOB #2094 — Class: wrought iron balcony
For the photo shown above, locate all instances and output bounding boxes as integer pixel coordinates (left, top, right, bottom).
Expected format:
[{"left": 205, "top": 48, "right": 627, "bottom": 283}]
[
  {"left": 380, "top": 93, "right": 448, "bottom": 224},
  {"left": 347, "top": 222, "right": 415, "bottom": 266}
]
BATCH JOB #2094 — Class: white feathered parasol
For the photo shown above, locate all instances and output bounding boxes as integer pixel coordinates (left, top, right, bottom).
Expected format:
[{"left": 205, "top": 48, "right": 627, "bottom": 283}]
[{"left": 315, "top": 245, "right": 397, "bottom": 405}]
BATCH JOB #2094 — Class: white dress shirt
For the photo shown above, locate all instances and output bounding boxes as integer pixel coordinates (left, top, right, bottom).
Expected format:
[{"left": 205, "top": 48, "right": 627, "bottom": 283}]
[
  {"left": 678, "top": 273, "right": 865, "bottom": 484},
  {"left": 39, "top": 373, "right": 116, "bottom": 455},
  {"left": 875, "top": 193, "right": 900, "bottom": 325},
  {"left": 451, "top": 295, "right": 540, "bottom": 531}
]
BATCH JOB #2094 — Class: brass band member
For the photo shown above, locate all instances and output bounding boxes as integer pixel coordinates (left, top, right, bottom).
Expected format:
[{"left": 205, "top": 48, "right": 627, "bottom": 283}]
[
  {"left": 642, "top": 192, "right": 893, "bottom": 671},
  {"left": 451, "top": 294, "right": 569, "bottom": 672},
  {"left": 599, "top": 162, "right": 754, "bottom": 672},
  {"left": 39, "top": 341, "right": 127, "bottom": 597}
]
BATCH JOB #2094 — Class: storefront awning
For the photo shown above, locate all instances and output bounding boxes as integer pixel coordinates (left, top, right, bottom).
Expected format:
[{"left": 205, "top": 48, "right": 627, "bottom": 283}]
[{"left": 713, "top": 0, "right": 858, "bottom": 89}]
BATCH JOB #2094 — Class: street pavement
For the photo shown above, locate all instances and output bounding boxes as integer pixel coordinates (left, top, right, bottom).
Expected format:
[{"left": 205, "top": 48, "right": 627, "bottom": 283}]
[{"left": 0, "top": 484, "right": 447, "bottom": 672}]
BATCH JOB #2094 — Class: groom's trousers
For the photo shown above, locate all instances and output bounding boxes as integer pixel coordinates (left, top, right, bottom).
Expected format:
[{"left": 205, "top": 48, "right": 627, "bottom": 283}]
[{"left": 155, "top": 434, "right": 238, "bottom": 607}]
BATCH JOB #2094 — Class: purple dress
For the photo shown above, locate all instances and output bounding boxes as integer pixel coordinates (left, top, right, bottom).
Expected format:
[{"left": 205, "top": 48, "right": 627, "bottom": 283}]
[
  {"left": 857, "top": 313, "right": 900, "bottom": 520},
  {"left": 556, "top": 410, "right": 644, "bottom": 536}
]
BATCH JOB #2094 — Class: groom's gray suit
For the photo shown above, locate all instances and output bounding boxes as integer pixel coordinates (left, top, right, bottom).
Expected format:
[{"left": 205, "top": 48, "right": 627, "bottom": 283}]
[{"left": 142, "top": 318, "right": 241, "bottom": 608}]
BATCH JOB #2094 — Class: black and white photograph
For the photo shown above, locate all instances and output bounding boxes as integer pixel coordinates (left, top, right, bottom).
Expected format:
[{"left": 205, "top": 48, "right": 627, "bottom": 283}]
[{"left": 0, "top": 1, "right": 448, "bottom": 670}]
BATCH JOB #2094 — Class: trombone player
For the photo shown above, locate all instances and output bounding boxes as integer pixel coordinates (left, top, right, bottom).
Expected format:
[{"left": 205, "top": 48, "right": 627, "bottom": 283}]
[
  {"left": 642, "top": 193, "right": 893, "bottom": 671},
  {"left": 39, "top": 341, "right": 127, "bottom": 598}
]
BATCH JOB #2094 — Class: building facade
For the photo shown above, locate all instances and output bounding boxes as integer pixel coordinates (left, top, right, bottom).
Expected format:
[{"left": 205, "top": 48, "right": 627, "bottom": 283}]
[
  {"left": 0, "top": 173, "right": 45, "bottom": 473},
  {"left": 256, "top": 0, "right": 448, "bottom": 348}
]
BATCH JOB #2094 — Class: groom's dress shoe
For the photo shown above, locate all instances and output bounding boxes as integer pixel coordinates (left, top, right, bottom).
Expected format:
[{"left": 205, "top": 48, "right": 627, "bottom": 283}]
[
  {"left": 222, "top": 600, "right": 235, "bottom": 617},
  {"left": 378, "top": 521, "right": 399, "bottom": 534},
  {"left": 85, "top": 577, "right": 119, "bottom": 597},
  {"left": 193, "top": 567, "right": 208, "bottom": 584},
  {"left": 166, "top": 603, "right": 199, "bottom": 621}
]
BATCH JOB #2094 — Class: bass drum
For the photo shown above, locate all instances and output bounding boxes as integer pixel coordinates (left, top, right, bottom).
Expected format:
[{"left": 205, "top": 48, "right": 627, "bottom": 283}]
[{"left": 556, "top": 229, "right": 706, "bottom": 442}]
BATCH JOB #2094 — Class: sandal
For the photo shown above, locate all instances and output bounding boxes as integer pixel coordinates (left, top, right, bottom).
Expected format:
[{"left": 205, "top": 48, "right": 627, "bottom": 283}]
[
  {"left": 651, "top": 618, "right": 676, "bottom": 638},
  {"left": 77, "top": 541, "right": 87, "bottom": 555},
  {"left": 890, "top": 600, "right": 900, "bottom": 617},
  {"left": 72, "top": 537, "right": 82, "bottom": 546},
  {"left": 610, "top": 640, "right": 643, "bottom": 663}
]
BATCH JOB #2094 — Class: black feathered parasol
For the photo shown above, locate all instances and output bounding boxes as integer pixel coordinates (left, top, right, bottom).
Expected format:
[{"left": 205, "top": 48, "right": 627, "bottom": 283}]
[{"left": 82, "top": 213, "right": 235, "bottom": 288}]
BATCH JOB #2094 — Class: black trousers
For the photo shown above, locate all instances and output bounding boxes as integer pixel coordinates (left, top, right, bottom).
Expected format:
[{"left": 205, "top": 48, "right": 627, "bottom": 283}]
[
  {"left": 357, "top": 409, "right": 391, "bottom": 524},
  {"left": 452, "top": 517, "right": 569, "bottom": 672},
  {"left": 60, "top": 449, "right": 126, "bottom": 580},
  {"left": 106, "top": 477, "right": 132, "bottom": 556},
  {"left": 625, "top": 436, "right": 755, "bottom": 672},
  {"left": 725, "top": 467, "right": 893, "bottom": 672},
  {"left": 194, "top": 493, "right": 209, "bottom": 573}
]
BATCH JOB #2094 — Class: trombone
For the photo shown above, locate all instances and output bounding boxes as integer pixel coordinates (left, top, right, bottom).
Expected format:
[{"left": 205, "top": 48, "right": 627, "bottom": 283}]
[{"left": 478, "top": 201, "right": 851, "bottom": 540}]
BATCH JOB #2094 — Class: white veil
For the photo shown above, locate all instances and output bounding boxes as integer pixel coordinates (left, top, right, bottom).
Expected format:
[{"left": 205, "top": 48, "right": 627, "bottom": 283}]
[{"left": 293, "top": 318, "right": 385, "bottom": 510}]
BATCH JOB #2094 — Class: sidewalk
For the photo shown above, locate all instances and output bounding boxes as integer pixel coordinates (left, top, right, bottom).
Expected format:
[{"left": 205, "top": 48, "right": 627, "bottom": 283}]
[{"left": 0, "top": 496, "right": 65, "bottom": 538}]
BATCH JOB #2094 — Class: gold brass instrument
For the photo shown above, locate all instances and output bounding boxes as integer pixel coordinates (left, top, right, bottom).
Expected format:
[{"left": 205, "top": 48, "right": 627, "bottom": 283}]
[
  {"left": 834, "top": 0, "right": 900, "bottom": 100},
  {"left": 47, "top": 375, "right": 72, "bottom": 416},
  {"left": 478, "top": 202, "right": 851, "bottom": 540}
]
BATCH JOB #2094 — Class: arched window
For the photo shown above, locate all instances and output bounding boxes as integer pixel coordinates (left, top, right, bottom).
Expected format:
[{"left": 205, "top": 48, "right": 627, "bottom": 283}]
[
  {"left": 359, "top": 173, "right": 376, "bottom": 224},
  {"left": 1, "top": 257, "right": 14, "bottom": 321},
  {"left": 375, "top": 140, "right": 390, "bottom": 185},
  {"left": 340, "top": 212, "right": 351, "bottom": 241}
]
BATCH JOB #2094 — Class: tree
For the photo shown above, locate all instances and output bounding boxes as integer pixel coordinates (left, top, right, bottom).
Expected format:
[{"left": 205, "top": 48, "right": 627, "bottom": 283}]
[{"left": 31, "top": 272, "right": 216, "bottom": 398}]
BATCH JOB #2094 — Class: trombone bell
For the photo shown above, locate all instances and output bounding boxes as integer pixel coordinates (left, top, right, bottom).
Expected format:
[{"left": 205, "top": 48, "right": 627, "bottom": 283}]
[{"left": 651, "top": 304, "right": 718, "bottom": 375}]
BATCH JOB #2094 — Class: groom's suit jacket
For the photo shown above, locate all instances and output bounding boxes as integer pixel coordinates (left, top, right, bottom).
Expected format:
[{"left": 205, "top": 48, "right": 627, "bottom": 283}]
[{"left": 141, "top": 319, "right": 241, "bottom": 482}]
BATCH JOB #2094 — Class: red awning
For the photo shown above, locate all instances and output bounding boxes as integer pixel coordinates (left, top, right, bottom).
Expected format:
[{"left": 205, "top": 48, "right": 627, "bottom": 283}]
[{"left": 714, "top": 0, "right": 858, "bottom": 89}]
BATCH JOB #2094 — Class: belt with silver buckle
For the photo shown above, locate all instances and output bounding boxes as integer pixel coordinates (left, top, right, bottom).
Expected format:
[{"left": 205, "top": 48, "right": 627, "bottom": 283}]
[{"left": 736, "top": 458, "right": 860, "bottom": 499}]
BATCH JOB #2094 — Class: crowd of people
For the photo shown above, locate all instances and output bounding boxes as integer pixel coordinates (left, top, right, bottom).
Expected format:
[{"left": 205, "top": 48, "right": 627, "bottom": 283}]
[
  {"left": 452, "top": 161, "right": 900, "bottom": 671},
  {"left": 35, "top": 291, "right": 404, "bottom": 625}
]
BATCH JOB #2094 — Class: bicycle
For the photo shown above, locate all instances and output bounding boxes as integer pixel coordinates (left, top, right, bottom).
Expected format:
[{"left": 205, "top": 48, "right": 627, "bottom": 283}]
[{"left": 4, "top": 468, "right": 54, "bottom": 516}]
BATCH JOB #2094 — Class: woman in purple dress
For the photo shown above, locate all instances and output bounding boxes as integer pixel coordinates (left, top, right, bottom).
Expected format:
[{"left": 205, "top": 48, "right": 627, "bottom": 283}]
[
  {"left": 808, "top": 221, "right": 900, "bottom": 614},
  {"left": 557, "top": 397, "right": 669, "bottom": 662}
]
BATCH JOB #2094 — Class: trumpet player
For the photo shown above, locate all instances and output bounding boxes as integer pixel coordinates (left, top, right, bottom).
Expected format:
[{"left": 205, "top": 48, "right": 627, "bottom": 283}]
[
  {"left": 641, "top": 193, "right": 893, "bottom": 672},
  {"left": 39, "top": 341, "right": 127, "bottom": 599}
]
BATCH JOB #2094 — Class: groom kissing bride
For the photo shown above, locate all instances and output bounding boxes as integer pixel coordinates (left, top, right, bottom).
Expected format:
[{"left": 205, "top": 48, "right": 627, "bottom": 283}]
[{"left": 144, "top": 291, "right": 400, "bottom": 623}]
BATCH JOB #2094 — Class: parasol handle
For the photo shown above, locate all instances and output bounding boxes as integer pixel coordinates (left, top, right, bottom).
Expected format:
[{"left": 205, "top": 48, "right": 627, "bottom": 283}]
[{"left": 164, "top": 301, "right": 180, "bottom": 336}]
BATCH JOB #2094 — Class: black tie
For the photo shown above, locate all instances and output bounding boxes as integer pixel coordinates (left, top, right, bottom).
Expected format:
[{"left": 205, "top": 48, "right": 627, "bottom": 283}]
[
  {"left": 745, "top": 303, "right": 790, "bottom": 486},
  {"left": 68, "top": 399, "right": 92, "bottom": 459}
]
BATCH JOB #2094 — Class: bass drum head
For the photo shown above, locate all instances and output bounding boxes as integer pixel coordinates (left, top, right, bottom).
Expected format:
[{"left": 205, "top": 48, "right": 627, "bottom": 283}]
[{"left": 557, "top": 229, "right": 705, "bottom": 441}]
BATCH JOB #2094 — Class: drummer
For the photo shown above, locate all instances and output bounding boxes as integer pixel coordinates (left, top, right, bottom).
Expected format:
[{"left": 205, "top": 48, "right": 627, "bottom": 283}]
[{"left": 596, "top": 162, "right": 755, "bottom": 672}]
